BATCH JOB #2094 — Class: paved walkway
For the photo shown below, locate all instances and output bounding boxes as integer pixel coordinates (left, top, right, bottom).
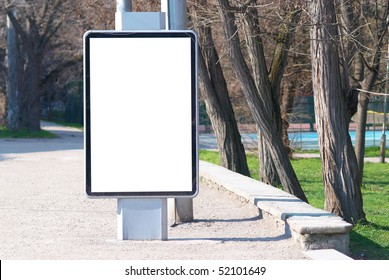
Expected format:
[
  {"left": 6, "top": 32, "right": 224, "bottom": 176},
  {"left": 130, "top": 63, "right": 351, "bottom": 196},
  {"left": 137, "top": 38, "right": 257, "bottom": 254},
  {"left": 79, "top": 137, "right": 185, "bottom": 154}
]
[{"left": 0, "top": 122, "right": 306, "bottom": 260}]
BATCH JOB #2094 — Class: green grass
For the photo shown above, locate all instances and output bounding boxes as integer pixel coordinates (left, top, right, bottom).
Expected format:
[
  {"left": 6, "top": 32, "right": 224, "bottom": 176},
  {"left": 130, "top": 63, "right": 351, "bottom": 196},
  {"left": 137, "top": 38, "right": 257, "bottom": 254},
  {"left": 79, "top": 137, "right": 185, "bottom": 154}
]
[
  {"left": 292, "top": 148, "right": 320, "bottom": 154},
  {"left": 199, "top": 150, "right": 389, "bottom": 260},
  {"left": 291, "top": 146, "right": 389, "bottom": 157},
  {"left": 0, "top": 126, "right": 57, "bottom": 139},
  {"left": 199, "top": 150, "right": 221, "bottom": 165},
  {"left": 291, "top": 158, "right": 325, "bottom": 207},
  {"left": 364, "top": 146, "right": 389, "bottom": 157}
]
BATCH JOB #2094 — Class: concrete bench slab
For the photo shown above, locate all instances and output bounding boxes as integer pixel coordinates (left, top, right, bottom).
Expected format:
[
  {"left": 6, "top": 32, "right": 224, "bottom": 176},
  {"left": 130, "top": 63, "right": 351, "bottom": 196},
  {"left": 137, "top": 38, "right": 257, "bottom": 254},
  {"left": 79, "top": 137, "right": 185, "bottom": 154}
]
[
  {"left": 199, "top": 160, "right": 353, "bottom": 255},
  {"left": 287, "top": 216, "right": 353, "bottom": 235}
]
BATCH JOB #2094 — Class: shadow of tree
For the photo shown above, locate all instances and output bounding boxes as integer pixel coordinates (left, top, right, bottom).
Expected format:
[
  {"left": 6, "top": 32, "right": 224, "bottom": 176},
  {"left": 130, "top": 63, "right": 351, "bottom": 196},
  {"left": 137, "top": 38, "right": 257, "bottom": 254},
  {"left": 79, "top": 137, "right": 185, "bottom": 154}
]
[{"left": 350, "top": 230, "right": 389, "bottom": 260}]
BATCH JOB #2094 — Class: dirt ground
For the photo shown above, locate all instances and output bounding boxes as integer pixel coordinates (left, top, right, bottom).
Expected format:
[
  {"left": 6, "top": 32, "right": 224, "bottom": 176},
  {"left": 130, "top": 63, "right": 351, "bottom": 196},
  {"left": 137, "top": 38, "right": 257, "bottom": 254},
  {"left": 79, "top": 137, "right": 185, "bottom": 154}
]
[{"left": 0, "top": 122, "right": 307, "bottom": 260}]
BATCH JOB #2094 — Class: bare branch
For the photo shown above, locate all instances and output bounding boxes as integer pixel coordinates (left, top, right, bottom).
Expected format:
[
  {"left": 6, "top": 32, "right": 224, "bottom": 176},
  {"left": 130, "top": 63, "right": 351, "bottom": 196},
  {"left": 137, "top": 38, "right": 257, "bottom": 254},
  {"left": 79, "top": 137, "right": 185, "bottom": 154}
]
[
  {"left": 41, "top": 55, "right": 82, "bottom": 86},
  {"left": 0, "top": 62, "right": 6, "bottom": 74}
]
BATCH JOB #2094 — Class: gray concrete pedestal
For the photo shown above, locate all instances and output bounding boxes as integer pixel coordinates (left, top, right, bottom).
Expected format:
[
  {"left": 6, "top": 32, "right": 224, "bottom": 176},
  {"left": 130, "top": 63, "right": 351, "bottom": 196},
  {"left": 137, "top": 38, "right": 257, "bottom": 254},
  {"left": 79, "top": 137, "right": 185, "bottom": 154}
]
[{"left": 117, "top": 198, "right": 168, "bottom": 240}]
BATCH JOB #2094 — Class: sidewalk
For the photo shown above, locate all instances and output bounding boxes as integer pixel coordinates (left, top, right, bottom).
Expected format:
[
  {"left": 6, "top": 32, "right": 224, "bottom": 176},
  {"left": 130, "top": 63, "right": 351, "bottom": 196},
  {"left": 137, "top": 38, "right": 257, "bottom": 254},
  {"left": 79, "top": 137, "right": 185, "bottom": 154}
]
[{"left": 0, "top": 122, "right": 307, "bottom": 260}]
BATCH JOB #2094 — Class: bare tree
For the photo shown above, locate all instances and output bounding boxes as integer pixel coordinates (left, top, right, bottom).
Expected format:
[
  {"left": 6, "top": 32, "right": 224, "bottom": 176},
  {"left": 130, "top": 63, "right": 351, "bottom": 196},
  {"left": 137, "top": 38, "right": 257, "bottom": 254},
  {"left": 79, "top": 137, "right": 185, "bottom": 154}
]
[
  {"left": 216, "top": 0, "right": 307, "bottom": 202},
  {"left": 337, "top": 0, "right": 389, "bottom": 187},
  {"left": 248, "top": 1, "right": 303, "bottom": 184},
  {"left": 3, "top": 0, "right": 83, "bottom": 131},
  {"left": 309, "top": 0, "right": 365, "bottom": 223},
  {"left": 6, "top": 11, "right": 22, "bottom": 131},
  {"left": 1, "top": 0, "right": 113, "bottom": 130},
  {"left": 190, "top": 0, "right": 250, "bottom": 176}
]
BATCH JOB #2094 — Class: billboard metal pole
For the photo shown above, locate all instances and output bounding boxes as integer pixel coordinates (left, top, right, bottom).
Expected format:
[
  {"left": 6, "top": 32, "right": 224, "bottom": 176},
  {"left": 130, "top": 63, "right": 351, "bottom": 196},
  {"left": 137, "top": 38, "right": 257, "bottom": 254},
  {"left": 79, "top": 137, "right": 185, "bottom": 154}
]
[
  {"left": 161, "top": 0, "right": 194, "bottom": 224},
  {"left": 161, "top": 0, "right": 187, "bottom": 30},
  {"left": 116, "top": 0, "right": 132, "bottom": 12},
  {"left": 115, "top": 0, "right": 168, "bottom": 240}
]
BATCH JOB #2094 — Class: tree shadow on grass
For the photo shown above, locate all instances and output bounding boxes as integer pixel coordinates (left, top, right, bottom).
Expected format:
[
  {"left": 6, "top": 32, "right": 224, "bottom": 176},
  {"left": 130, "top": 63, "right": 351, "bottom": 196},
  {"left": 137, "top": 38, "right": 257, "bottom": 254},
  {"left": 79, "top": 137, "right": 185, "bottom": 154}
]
[{"left": 349, "top": 230, "right": 389, "bottom": 260}]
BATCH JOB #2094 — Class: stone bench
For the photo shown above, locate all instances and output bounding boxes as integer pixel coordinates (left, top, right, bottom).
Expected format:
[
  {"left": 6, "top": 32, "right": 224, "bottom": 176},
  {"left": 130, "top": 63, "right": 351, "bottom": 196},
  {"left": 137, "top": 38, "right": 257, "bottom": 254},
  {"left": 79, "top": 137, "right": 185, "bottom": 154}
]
[{"left": 199, "top": 160, "right": 353, "bottom": 255}]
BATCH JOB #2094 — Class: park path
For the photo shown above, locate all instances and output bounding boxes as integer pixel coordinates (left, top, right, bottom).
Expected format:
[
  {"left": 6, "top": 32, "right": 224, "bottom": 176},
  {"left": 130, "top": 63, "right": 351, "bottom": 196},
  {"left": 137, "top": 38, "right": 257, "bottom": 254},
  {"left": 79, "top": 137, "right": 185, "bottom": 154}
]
[{"left": 0, "top": 122, "right": 306, "bottom": 259}]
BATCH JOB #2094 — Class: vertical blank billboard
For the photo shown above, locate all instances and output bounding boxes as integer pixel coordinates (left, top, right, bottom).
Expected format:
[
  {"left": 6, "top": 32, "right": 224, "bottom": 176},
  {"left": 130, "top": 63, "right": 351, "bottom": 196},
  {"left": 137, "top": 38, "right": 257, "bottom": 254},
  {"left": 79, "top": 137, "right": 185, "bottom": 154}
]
[{"left": 84, "top": 31, "right": 198, "bottom": 197}]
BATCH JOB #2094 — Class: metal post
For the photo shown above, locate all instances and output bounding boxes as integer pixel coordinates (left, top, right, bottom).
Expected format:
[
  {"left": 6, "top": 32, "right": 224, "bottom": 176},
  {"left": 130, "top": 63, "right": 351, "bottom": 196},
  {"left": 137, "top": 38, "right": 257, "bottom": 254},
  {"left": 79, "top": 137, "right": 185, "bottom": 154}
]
[
  {"left": 116, "top": 0, "right": 132, "bottom": 12},
  {"left": 161, "top": 0, "right": 187, "bottom": 30},
  {"left": 116, "top": 0, "right": 168, "bottom": 240},
  {"left": 161, "top": 0, "right": 194, "bottom": 224}
]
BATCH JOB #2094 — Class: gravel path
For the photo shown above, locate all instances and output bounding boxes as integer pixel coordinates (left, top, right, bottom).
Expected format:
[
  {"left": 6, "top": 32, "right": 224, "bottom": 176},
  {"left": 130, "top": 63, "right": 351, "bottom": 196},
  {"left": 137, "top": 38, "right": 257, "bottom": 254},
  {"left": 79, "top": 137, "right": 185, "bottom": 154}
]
[{"left": 0, "top": 122, "right": 307, "bottom": 260}]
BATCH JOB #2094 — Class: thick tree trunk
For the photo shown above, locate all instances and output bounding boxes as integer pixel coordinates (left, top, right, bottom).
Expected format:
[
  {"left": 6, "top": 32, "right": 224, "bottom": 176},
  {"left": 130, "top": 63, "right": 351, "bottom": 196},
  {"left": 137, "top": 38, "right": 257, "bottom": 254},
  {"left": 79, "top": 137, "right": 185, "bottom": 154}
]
[
  {"left": 6, "top": 12, "right": 21, "bottom": 132},
  {"left": 338, "top": 0, "right": 388, "bottom": 190},
  {"left": 354, "top": 44, "right": 386, "bottom": 188},
  {"left": 191, "top": 3, "right": 250, "bottom": 176},
  {"left": 309, "top": 0, "right": 365, "bottom": 223},
  {"left": 280, "top": 81, "right": 296, "bottom": 156},
  {"left": 242, "top": 3, "right": 301, "bottom": 184},
  {"left": 241, "top": 5, "right": 281, "bottom": 185},
  {"left": 25, "top": 55, "right": 41, "bottom": 132},
  {"left": 6, "top": 10, "right": 42, "bottom": 132},
  {"left": 217, "top": 0, "right": 307, "bottom": 202},
  {"left": 198, "top": 38, "right": 250, "bottom": 176},
  {"left": 354, "top": 91, "right": 369, "bottom": 187},
  {"left": 258, "top": 131, "right": 280, "bottom": 185}
]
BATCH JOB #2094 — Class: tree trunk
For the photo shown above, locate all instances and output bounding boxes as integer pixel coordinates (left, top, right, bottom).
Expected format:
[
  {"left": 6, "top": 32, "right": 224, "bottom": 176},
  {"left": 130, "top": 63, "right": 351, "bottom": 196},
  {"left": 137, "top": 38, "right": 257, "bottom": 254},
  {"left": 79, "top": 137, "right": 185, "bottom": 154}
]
[
  {"left": 241, "top": 3, "right": 301, "bottom": 185},
  {"left": 6, "top": 9, "right": 42, "bottom": 132},
  {"left": 25, "top": 53, "right": 42, "bottom": 132},
  {"left": 280, "top": 81, "right": 297, "bottom": 156},
  {"left": 338, "top": 0, "right": 388, "bottom": 190},
  {"left": 354, "top": 91, "right": 369, "bottom": 187},
  {"left": 6, "top": 12, "right": 21, "bottom": 132},
  {"left": 191, "top": 2, "right": 250, "bottom": 176},
  {"left": 198, "top": 32, "right": 250, "bottom": 176},
  {"left": 309, "top": 0, "right": 365, "bottom": 223},
  {"left": 217, "top": 0, "right": 307, "bottom": 202},
  {"left": 258, "top": 130, "right": 280, "bottom": 185},
  {"left": 240, "top": 5, "right": 281, "bottom": 185}
]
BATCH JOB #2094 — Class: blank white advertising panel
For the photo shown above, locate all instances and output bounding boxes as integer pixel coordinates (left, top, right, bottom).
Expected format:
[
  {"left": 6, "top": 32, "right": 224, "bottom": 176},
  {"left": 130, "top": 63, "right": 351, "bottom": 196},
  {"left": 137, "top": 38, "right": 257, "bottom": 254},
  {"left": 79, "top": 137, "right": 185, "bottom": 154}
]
[{"left": 84, "top": 31, "right": 198, "bottom": 197}]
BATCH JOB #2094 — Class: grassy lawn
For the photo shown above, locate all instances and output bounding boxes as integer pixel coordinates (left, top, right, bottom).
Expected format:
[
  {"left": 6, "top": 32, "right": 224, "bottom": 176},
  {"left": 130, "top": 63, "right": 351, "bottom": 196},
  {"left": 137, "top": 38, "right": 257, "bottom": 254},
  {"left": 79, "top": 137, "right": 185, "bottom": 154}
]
[
  {"left": 0, "top": 120, "right": 83, "bottom": 139},
  {"left": 291, "top": 146, "right": 389, "bottom": 157},
  {"left": 364, "top": 146, "right": 389, "bottom": 157},
  {"left": 199, "top": 150, "right": 389, "bottom": 260},
  {"left": 0, "top": 126, "right": 57, "bottom": 138}
]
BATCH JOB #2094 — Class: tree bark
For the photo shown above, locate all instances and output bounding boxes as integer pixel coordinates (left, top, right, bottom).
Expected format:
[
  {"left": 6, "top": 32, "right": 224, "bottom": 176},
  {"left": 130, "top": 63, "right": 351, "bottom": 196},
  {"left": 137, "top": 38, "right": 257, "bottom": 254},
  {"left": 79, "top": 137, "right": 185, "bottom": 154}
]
[
  {"left": 217, "top": 0, "right": 307, "bottom": 202},
  {"left": 241, "top": 2, "right": 301, "bottom": 184},
  {"left": 198, "top": 26, "right": 250, "bottom": 176},
  {"left": 354, "top": 91, "right": 369, "bottom": 187},
  {"left": 280, "top": 80, "right": 297, "bottom": 155},
  {"left": 5, "top": 1, "right": 69, "bottom": 132},
  {"left": 6, "top": 9, "right": 42, "bottom": 132},
  {"left": 6, "top": 12, "right": 21, "bottom": 132},
  {"left": 25, "top": 53, "right": 42, "bottom": 132},
  {"left": 309, "top": 0, "right": 365, "bottom": 223},
  {"left": 338, "top": 0, "right": 388, "bottom": 188},
  {"left": 240, "top": 4, "right": 280, "bottom": 185},
  {"left": 190, "top": 0, "right": 250, "bottom": 176},
  {"left": 269, "top": 8, "right": 301, "bottom": 158},
  {"left": 257, "top": 130, "right": 280, "bottom": 185}
]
